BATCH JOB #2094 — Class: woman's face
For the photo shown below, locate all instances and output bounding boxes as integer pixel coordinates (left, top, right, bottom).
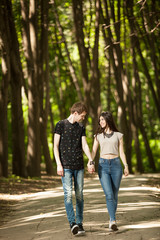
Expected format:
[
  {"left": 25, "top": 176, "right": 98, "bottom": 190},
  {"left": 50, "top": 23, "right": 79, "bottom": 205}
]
[{"left": 99, "top": 116, "right": 107, "bottom": 129}]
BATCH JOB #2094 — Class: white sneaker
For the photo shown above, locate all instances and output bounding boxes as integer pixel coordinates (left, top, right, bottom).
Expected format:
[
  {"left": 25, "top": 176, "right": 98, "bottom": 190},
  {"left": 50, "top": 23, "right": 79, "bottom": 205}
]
[{"left": 109, "top": 221, "right": 118, "bottom": 231}]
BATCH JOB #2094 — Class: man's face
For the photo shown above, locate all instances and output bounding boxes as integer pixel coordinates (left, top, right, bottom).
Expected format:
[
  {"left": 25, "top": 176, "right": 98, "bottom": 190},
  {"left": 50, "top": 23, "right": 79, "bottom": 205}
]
[{"left": 75, "top": 111, "right": 87, "bottom": 122}]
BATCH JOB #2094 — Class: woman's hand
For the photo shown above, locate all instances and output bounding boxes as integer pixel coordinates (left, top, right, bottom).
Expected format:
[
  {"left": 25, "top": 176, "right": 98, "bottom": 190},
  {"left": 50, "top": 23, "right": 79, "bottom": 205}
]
[{"left": 124, "top": 165, "right": 129, "bottom": 176}]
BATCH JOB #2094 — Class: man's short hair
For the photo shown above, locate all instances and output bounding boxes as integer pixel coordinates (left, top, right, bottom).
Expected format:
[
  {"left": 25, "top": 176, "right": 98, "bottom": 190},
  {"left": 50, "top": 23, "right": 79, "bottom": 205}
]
[{"left": 70, "top": 102, "right": 87, "bottom": 114}]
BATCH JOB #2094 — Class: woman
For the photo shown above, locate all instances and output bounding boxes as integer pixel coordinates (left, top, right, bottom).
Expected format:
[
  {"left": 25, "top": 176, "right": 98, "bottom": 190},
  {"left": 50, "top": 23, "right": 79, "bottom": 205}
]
[{"left": 90, "top": 111, "right": 129, "bottom": 231}]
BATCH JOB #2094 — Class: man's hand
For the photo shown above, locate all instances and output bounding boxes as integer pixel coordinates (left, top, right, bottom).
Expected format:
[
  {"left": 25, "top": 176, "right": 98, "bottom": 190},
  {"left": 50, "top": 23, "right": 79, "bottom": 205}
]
[{"left": 57, "top": 164, "right": 64, "bottom": 177}]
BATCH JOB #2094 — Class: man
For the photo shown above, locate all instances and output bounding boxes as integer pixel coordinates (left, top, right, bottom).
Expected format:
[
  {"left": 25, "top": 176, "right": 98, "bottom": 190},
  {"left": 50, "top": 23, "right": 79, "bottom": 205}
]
[{"left": 54, "top": 102, "right": 95, "bottom": 235}]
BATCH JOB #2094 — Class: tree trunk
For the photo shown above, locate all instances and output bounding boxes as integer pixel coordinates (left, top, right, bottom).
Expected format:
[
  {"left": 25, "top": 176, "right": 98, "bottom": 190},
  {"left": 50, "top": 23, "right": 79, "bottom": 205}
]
[
  {"left": 72, "top": 0, "right": 101, "bottom": 169},
  {"left": 21, "top": 0, "right": 41, "bottom": 177},
  {"left": 72, "top": 0, "right": 91, "bottom": 109},
  {"left": 52, "top": 0, "right": 83, "bottom": 102},
  {"left": 3, "top": 0, "right": 26, "bottom": 177},
  {"left": 127, "top": 7, "right": 144, "bottom": 172},
  {"left": 0, "top": 4, "right": 9, "bottom": 177},
  {"left": 140, "top": 1, "right": 160, "bottom": 104},
  {"left": 39, "top": 0, "right": 55, "bottom": 175},
  {"left": 138, "top": 119, "right": 156, "bottom": 171},
  {"left": 0, "top": 54, "right": 9, "bottom": 177},
  {"left": 90, "top": 0, "right": 101, "bottom": 132}
]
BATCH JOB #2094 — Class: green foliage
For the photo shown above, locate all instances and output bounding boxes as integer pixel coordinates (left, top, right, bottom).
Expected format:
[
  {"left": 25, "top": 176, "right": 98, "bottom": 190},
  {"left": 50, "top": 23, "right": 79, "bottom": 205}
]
[{"left": 131, "top": 138, "right": 160, "bottom": 173}]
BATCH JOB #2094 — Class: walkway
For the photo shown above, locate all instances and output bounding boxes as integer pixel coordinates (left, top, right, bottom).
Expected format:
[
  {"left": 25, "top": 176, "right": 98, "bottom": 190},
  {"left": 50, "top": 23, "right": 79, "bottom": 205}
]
[{"left": 0, "top": 174, "right": 160, "bottom": 240}]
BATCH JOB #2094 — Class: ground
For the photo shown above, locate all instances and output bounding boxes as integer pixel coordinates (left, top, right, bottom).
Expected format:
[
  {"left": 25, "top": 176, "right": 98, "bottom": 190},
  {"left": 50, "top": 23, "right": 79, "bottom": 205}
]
[
  {"left": 0, "top": 173, "right": 160, "bottom": 240},
  {"left": 0, "top": 173, "right": 62, "bottom": 226}
]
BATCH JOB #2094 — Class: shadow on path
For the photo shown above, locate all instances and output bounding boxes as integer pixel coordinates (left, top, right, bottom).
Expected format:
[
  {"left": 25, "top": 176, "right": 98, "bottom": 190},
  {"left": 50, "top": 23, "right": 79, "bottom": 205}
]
[{"left": 0, "top": 174, "right": 160, "bottom": 240}]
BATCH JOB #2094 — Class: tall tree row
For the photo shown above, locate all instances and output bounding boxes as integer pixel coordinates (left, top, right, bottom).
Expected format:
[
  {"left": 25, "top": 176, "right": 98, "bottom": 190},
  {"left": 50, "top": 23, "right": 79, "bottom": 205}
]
[{"left": 0, "top": 0, "right": 159, "bottom": 177}]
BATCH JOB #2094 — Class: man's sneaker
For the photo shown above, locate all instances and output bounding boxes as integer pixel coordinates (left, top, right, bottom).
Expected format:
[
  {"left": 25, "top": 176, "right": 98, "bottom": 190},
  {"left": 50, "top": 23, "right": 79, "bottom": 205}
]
[
  {"left": 109, "top": 221, "right": 118, "bottom": 231},
  {"left": 70, "top": 222, "right": 79, "bottom": 235},
  {"left": 78, "top": 223, "right": 85, "bottom": 235}
]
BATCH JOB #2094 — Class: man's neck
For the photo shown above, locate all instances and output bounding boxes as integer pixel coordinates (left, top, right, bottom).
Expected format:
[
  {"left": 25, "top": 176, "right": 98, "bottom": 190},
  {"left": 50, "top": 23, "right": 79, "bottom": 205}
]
[{"left": 67, "top": 114, "right": 76, "bottom": 124}]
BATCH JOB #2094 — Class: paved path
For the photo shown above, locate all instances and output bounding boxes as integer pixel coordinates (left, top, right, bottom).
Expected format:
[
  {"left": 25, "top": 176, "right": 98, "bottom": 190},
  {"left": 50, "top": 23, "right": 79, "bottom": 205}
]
[{"left": 0, "top": 174, "right": 160, "bottom": 240}]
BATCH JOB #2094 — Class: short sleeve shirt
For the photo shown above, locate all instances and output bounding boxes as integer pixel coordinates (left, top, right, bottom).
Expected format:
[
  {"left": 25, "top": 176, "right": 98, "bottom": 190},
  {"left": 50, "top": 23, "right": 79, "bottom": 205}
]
[
  {"left": 96, "top": 131, "right": 123, "bottom": 156},
  {"left": 54, "top": 119, "right": 86, "bottom": 170}
]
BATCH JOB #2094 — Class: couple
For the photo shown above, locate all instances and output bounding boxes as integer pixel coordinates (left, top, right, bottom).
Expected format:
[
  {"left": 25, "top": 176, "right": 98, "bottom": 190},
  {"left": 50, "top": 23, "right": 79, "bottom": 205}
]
[{"left": 54, "top": 102, "right": 129, "bottom": 236}]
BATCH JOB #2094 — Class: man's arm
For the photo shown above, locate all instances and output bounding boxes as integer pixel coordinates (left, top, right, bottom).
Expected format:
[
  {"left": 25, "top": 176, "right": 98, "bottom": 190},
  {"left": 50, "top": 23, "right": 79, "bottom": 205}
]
[
  {"left": 82, "top": 136, "right": 95, "bottom": 173},
  {"left": 54, "top": 133, "right": 64, "bottom": 176}
]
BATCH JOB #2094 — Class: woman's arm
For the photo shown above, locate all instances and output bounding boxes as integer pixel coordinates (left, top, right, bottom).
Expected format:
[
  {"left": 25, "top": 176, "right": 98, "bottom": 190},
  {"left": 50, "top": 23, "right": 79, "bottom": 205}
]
[
  {"left": 91, "top": 137, "right": 99, "bottom": 160},
  {"left": 119, "top": 137, "right": 129, "bottom": 176}
]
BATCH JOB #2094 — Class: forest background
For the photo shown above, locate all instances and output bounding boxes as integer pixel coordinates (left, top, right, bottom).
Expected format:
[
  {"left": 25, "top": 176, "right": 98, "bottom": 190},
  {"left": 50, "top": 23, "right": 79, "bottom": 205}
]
[{"left": 0, "top": 0, "right": 160, "bottom": 179}]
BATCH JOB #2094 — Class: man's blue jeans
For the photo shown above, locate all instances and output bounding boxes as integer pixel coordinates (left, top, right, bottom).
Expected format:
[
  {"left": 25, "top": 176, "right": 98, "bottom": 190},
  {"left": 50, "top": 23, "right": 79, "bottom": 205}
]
[
  {"left": 98, "top": 157, "right": 123, "bottom": 222},
  {"left": 61, "top": 169, "right": 84, "bottom": 225}
]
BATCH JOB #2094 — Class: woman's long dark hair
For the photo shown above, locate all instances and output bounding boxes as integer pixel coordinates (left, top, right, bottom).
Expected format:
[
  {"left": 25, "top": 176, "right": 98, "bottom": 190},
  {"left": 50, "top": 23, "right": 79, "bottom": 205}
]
[{"left": 95, "top": 111, "right": 119, "bottom": 136}]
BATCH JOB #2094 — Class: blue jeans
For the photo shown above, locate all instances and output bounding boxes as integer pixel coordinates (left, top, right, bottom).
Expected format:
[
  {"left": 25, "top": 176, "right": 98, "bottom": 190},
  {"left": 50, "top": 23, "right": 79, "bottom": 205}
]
[
  {"left": 98, "top": 157, "right": 123, "bottom": 222},
  {"left": 61, "top": 169, "right": 84, "bottom": 225}
]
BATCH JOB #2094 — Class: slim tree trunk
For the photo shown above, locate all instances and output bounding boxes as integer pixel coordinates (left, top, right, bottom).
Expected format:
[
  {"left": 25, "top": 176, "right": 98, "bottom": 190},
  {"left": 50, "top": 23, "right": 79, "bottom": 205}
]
[
  {"left": 72, "top": 0, "right": 91, "bottom": 109},
  {"left": 52, "top": 0, "right": 83, "bottom": 101},
  {"left": 90, "top": 0, "right": 101, "bottom": 131},
  {"left": 140, "top": 1, "right": 160, "bottom": 103},
  {"left": 138, "top": 119, "right": 156, "bottom": 171},
  {"left": 39, "top": 0, "right": 55, "bottom": 175},
  {"left": 0, "top": 54, "right": 9, "bottom": 177},
  {"left": 0, "top": 4, "right": 9, "bottom": 177},
  {"left": 127, "top": 11, "right": 144, "bottom": 172}
]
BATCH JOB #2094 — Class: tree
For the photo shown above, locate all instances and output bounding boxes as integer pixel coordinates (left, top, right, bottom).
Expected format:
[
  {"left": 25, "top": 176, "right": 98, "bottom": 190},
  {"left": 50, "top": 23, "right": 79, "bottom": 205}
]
[
  {"left": 20, "top": 0, "right": 41, "bottom": 177},
  {"left": 0, "top": 3, "right": 9, "bottom": 177},
  {"left": 0, "top": 0, "right": 26, "bottom": 177},
  {"left": 39, "top": 0, "right": 55, "bottom": 175}
]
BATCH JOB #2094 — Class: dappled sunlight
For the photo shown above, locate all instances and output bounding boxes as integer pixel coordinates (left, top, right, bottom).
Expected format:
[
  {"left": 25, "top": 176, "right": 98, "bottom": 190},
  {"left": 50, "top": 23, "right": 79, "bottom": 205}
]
[
  {"left": 118, "top": 205, "right": 158, "bottom": 211},
  {"left": 85, "top": 208, "right": 107, "bottom": 213},
  {"left": 119, "top": 202, "right": 160, "bottom": 206},
  {"left": 0, "top": 208, "right": 66, "bottom": 229},
  {"left": 84, "top": 183, "right": 101, "bottom": 188},
  {"left": 120, "top": 186, "right": 160, "bottom": 192},
  {"left": 118, "top": 201, "right": 160, "bottom": 211},
  {"left": 22, "top": 211, "right": 66, "bottom": 222},
  {"left": 0, "top": 221, "right": 38, "bottom": 230},
  {"left": 0, "top": 218, "right": 64, "bottom": 231},
  {"left": 119, "top": 192, "right": 149, "bottom": 197},
  {"left": 84, "top": 189, "right": 103, "bottom": 193},
  {"left": 0, "top": 189, "right": 64, "bottom": 201},
  {"left": 35, "top": 227, "right": 70, "bottom": 236},
  {"left": 122, "top": 220, "right": 160, "bottom": 229},
  {"left": 84, "top": 200, "right": 159, "bottom": 214}
]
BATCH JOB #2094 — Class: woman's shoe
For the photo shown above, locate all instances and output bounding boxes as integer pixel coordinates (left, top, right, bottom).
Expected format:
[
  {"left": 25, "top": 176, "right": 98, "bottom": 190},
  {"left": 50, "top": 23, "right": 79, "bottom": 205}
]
[{"left": 109, "top": 221, "right": 118, "bottom": 231}]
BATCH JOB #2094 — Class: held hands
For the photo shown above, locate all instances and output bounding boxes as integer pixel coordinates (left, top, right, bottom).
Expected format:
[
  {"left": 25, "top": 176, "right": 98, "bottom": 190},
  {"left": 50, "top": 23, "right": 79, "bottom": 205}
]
[
  {"left": 57, "top": 164, "right": 64, "bottom": 177},
  {"left": 87, "top": 161, "right": 95, "bottom": 174}
]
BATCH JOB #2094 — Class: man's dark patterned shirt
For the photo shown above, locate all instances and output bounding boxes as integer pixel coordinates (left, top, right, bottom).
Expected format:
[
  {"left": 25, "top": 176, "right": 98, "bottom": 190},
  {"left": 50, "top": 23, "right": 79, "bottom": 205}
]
[{"left": 54, "top": 119, "right": 86, "bottom": 170}]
